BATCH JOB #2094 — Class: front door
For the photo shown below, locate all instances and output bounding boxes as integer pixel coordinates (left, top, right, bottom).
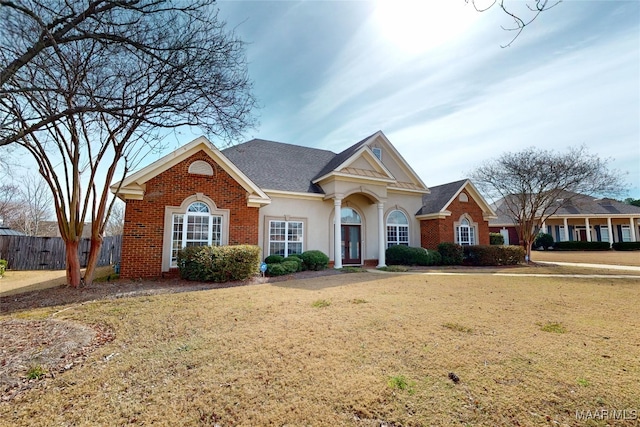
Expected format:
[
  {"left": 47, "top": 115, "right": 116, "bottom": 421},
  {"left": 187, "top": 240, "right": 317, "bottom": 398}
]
[{"left": 341, "top": 225, "right": 361, "bottom": 265}]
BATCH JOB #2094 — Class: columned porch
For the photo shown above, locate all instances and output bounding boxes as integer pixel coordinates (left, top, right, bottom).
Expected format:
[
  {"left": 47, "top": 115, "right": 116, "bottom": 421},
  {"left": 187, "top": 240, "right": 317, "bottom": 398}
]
[{"left": 544, "top": 216, "right": 640, "bottom": 246}]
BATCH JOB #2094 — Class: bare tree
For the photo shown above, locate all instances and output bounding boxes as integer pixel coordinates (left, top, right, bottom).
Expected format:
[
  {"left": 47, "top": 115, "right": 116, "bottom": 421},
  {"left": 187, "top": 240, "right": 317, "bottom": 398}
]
[
  {"left": 2, "top": 0, "right": 256, "bottom": 286},
  {"left": 467, "top": 0, "right": 562, "bottom": 47},
  {"left": 104, "top": 199, "right": 124, "bottom": 237},
  {"left": 8, "top": 173, "right": 53, "bottom": 235},
  {"left": 0, "top": 179, "right": 20, "bottom": 227},
  {"left": 471, "top": 146, "right": 626, "bottom": 261}
]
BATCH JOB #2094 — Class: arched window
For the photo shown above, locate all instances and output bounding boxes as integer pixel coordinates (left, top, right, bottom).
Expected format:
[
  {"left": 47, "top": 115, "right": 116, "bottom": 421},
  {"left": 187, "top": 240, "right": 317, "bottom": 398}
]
[
  {"left": 170, "top": 201, "right": 222, "bottom": 266},
  {"left": 456, "top": 217, "right": 475, "bottom": 245},
  {"left": 386, "top": 210, "right": 409, "bottom": 247},
  {"left": 341, "top": 207, "right": 361, "bottom": 224}
]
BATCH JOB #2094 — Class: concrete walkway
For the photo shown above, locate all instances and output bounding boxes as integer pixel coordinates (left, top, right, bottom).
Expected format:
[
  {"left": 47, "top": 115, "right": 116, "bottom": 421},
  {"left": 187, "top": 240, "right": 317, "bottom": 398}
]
[{"left": 533, "top": 261, "right": 640, "bottom": 272}]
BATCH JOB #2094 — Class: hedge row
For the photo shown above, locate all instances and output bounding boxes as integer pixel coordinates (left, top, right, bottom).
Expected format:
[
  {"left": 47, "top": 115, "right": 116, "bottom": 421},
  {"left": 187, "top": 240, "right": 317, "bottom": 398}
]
[
  {"left": 611, "top": 242, "right": 640, "bottom": 251},
  {"left": 553, "top": 241, "right": 610, "bottom": 251},
  {"left": 0, "top": 259, "right": 6, "bottom": 277},
  {"left": 462, "top": 245, "right": 525, "bottom": 266},
  {"left": 177, "top": 245, "right": 261, "bottom": 282},
  {"left": 386, "top": 243, "right": 525, "bottom": 267},
  {"left": 385, "top": 245, "right": 441, "bottom": 266}
]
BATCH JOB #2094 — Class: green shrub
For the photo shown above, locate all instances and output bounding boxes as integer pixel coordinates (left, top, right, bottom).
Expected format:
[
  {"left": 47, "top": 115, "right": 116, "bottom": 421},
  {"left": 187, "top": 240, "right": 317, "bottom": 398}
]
[
  {"left": 285, "top": 255, "right": 303, "bottom": 271},
  {"left": 533, "top": 233, "right": 554, "bottom": 250},
  {"left": 385, "top": 246, "right": 441, "bottom": 266},
  {"left": 0, "top": 259, "right": 6, "bottom": 277},
  {"left": 553, "top": 241, "right": 610, "bottom": 251},
  {"left": 463, "top": 245, "right": 525, "bottom": 266},
  {"left": 300, "top": 250, "right": 329, "bottom": 271},
  {"left": 612, "top": 242, "right": 640, "bottom": 251},
  {"left": 266, "top": 263, "right": 287, "bottom": 276},
  {"left": 264, "top": 254, "right": 285, "bottom": 264},
  {"left": 177, "top": 245, "right": 261, "bottom": 282},
  {"left": 438, "top": 242, "right": 463, "bottom": 265},
  {"left": 489, "top": 232, "right": 504, "bottom": 246}
]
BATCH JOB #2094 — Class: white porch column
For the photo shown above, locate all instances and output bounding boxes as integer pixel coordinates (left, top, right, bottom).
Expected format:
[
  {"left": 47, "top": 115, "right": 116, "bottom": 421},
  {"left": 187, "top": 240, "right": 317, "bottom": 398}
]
[
  {"left": 563, "top": 217, "right": 569, "bottom": 242},
  {"left": 630, "top": 217, "right": 638, "bottom": 242},
  {"left": 584, "top": 218, "right": 591, "bottom": 242},
  {"left": 334, "top": 198, "right": 342, "bottom": 269},
  {"left": 377, "top": 202, "right": 386, "bottom": 268},
  {"left": 607, "top": 217, "right": 613, "bottom": 247},
  {"left": 542, "top": 221, "right": 547, "bottom": 234}
]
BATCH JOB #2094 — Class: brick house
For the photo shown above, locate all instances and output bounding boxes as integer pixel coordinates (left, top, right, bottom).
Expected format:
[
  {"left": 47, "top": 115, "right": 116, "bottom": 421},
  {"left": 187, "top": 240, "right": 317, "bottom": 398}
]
[
  {"left": 112, "top": 131, "right": 496, "bottom": 278},
  {"left": 417, "top": 179, "right": 496, "bottom": 250}
]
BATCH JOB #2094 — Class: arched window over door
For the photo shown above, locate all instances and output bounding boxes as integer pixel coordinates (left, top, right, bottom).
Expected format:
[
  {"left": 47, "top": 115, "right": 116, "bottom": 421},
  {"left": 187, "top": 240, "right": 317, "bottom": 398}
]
[{"left": 387, "top": 210, "right": 409, "bottom": 247}]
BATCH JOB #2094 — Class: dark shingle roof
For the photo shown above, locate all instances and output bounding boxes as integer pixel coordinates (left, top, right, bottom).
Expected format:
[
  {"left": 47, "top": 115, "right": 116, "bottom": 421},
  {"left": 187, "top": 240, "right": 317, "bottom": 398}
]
[
  {"left": 417, "top": 179, "right": 468, "bottom": 215},
  {"left": 312, "top": 132, "right": 376, "bottom": 181},
  {"left": 222, "top": 139, "right": 336, "bottom": 193},
  {"left": 489, "top": 191, "right": 640, "bottom": 225}
]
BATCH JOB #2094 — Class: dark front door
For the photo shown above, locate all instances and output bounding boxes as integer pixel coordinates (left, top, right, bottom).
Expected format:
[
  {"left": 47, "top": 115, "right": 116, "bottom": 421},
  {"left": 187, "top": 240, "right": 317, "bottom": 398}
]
[
  {"left": 578, "top": 229, "right": 587, "bottom": 241},
  {"left": 341, "top": 225, "right": 361, "bottom": 265}
]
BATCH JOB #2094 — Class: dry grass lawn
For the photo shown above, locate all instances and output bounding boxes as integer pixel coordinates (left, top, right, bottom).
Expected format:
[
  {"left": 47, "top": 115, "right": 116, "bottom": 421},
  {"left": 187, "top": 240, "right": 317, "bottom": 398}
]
[
  {"left": 1, "top": 272, "right": 639, "bottom": 426},
  {"left": 0, "top": 266, "right": 114, "bottom": 296},
  {"left": 530, "top": 250, "right": 640, "bottom": 267}
]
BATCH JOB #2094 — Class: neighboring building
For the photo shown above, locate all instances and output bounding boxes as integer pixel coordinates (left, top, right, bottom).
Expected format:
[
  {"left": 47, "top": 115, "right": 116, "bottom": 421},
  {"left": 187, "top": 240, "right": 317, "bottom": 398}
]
[
  {"left": 35, "top": 221, "right": 93, "bottom": 239},
  {"left": 112, "top": 131, "right": 495, "bottom": 279},
  {"left": 489, "top": 191, "right": 640, "bottom": 245},
  {"left": 0, "top": 226, "right": 26, "bottom": 236}
]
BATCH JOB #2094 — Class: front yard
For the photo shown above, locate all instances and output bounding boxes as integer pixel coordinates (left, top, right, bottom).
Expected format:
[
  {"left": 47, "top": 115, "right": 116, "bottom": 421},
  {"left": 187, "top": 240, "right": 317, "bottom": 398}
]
[{"left": 1, "top": 272, "right": 638, "bottom": 426}]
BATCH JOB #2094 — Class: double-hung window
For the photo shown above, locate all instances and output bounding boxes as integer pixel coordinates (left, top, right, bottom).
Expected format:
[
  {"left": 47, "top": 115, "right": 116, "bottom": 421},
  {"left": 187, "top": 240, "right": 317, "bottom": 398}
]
[
  {"left": 456, "top": 218, "right": 475, "bottom": 245},
  {"left": 269, "top": 220, "right": 303, "bottom": 257},
  {"left": 386, "top": 210, "right": 409, "bottom": 247},
  {"left": 171, "top": 202, "right": 222, "bottom": 266}
]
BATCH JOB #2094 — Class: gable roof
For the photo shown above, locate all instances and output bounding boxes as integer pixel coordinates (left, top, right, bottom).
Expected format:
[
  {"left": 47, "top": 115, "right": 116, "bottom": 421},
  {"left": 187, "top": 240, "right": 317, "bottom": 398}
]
[
  {"left": 489, "top": 191, "right": 640, "bottom": 226},
  {"left": 222, "top": 139, "right": 335, "bottom": 193},
  {"left": 111, "top": 136, "right": 270, "bottom": 206},
  {"left": 417, "top": 179, "right": 496, "bottom": 219}
]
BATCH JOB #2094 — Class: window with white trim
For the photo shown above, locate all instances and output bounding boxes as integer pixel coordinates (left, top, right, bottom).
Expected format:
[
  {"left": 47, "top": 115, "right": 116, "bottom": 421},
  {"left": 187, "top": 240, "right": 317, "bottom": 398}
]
[
  {"left": 600, "top": 227, "right": 609, "bottom": 242},
  {"left": 372, "top": 147, "right": 382, "bottom": 160},
  {"left": 456, "top": 218, "right": 475, "bottom": 245},
  {"left": 386, "top": 210, "right": 409, "bottom": 247},
  {"left": 621, "top": 225, "right": 631, "bottom": 242},
  {"left": 170, "top": 202, "right": 222, "bottom": 266},
  {"left": 269, "top": 220, "right": 303, "bottom": 257}
]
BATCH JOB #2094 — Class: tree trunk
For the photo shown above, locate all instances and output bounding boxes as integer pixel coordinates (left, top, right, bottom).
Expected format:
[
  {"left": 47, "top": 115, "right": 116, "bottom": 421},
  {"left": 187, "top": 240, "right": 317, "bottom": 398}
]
[
  {"left": 65, "top": 239, "right": 82, "bottom": 287},
  {"left": 83, "top": 236, "right": 103, "bottom": 285}
]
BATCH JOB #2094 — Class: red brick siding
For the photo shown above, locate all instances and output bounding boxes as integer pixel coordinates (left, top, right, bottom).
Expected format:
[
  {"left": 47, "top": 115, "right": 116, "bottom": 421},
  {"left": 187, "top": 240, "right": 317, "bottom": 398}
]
[
  {"left": 121, "top": 151, "right": 258, "bottom": 279},
  {"left": 420, "top": 189, "right": 490, "bottom": 249}
]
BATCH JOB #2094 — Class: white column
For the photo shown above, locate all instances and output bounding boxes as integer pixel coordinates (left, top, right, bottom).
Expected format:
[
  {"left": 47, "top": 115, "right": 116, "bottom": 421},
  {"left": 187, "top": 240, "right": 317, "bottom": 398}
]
[
  {"left": 607, "top": 217, "right": 613, "bottom": 247},
  {"left": 630, "top": 217, "right": 638, "bottom": 242},
  {"left": 584, "top": 218, "right": 591, "bottom": 242},
  {"left": 334, "top": 198, "right": 342, "bottom": 269},
  {"left": 563, "top": 217, "right": 569, "bottom": 242},
  {"left": 377, "top": 202, "right": 386, "bottom": 268},
  {"left": 542, "top": 221, "right": 547, "bottom": 234}
]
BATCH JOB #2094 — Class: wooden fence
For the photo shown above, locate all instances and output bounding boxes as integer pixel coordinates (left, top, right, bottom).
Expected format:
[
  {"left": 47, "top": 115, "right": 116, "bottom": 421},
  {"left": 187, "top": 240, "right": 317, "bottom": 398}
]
[{"left": 0, "top": 235, "right": 122, "bottom": 270}]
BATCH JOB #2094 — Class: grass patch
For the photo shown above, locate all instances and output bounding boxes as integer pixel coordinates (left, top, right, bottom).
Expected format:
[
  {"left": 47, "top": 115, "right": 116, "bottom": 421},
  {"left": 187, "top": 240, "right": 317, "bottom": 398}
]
[
  {"left": 540, "top": 321, "right": 566, "bottom": 334},
  {"left": 1, "top": 274, "right": 639, "bottom": 426},
  {"left": 311, "top": 299, "right": 331, "bottom": 308},
  {"left": 577, "top": 378, "right": 590, "bottom": 387},
  {"left": 377, "top": 265, "right": 409, "bottom": 272},
  {"left": 387, "top": 375, "right": 415, "bottom": 394},
  {"left": 443, "top": 322, "right": 473, "bottom": 333},
  {"left": 25, "top": 365, "right": 46, "bottom": 380},
  {"left": 341, "top": 267, "right": 368, "bottom": 273}
]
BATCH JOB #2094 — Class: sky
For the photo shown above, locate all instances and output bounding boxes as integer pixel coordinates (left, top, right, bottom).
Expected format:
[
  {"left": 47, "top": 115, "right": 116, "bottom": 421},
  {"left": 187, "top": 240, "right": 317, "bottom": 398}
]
[{"left": 177, "top": 0, "right": 636, "bottom": 200}]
